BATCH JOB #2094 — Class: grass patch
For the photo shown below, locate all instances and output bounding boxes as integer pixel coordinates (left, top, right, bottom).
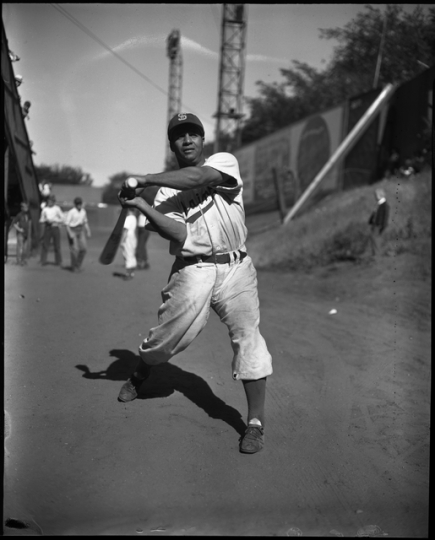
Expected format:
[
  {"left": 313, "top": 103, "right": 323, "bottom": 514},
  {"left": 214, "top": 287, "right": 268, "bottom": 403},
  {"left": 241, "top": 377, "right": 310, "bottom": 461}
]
[{"left": 247, "top": 169, "right": 432, "bottom": 271}]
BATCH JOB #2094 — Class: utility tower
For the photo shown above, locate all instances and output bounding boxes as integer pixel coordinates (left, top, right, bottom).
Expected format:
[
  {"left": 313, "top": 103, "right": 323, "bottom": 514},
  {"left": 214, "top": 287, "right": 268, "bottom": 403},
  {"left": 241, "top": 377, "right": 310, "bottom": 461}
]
[
  {"left": 165, "top": 29, "right": 183, "bottom": 167},
  {"left": 214, "top": 4, "right": 247, "bottom": 153}
]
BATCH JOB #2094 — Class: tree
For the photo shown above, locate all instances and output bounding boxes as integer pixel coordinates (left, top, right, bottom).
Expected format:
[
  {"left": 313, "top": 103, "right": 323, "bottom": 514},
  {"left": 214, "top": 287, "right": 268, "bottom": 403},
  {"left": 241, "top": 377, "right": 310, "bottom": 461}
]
[
  {"left": 34, "top": 163, "right": 94, "bottom": 185},
  {"left": 241, "top": 4, "right": 435, "bottom": 145}
]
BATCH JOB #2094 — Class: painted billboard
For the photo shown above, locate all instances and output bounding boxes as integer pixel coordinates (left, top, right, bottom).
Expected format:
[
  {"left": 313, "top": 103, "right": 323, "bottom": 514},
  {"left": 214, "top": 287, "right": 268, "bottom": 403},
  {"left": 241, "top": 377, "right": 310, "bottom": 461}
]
[{"left": 235, "top": 103, "right": 345, "bottom": 209}]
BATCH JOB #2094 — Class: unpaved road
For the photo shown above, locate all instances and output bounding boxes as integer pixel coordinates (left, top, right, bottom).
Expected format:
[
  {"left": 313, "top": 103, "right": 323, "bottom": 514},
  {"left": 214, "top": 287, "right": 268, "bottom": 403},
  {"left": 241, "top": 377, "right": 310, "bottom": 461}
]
[{"left": 4, "top": 223, "right": 430, "bottom": 536}]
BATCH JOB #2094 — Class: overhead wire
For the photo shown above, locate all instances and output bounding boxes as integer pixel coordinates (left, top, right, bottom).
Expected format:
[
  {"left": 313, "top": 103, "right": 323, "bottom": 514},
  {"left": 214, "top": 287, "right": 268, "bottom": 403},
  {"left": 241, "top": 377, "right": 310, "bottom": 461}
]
[{"left": 50, "top": 3, "right": 203, "bottom": 119}]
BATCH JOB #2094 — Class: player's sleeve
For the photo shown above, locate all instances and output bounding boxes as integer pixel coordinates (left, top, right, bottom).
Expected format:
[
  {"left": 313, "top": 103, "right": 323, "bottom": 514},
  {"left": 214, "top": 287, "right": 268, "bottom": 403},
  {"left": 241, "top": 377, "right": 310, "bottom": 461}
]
[
  {"left": 144, "top": 187, "right": 185, "bottom": 231},
  {"left": 203, "top": 152, "right": 243, "bottom": 193}
]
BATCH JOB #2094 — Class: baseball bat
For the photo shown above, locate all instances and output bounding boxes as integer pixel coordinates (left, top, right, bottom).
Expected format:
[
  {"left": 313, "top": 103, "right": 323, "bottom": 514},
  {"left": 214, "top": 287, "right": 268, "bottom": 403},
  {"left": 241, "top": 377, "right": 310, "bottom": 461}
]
[{"left": 98, "top": 178, "right": 138, "bottom": 265}]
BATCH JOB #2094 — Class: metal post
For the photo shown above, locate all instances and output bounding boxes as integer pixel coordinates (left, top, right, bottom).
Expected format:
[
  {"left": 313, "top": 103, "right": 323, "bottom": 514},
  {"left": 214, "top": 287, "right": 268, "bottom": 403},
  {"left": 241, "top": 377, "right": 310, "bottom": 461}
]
[{"left": 283, "top": 84, "right": 395, "bottom": 225}]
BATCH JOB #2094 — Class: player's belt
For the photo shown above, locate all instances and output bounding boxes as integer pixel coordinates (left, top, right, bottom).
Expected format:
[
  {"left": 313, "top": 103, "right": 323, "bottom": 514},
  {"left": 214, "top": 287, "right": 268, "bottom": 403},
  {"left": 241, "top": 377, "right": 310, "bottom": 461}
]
[{"left": 181, "top": 250, "right": 247, "bottom": 265}]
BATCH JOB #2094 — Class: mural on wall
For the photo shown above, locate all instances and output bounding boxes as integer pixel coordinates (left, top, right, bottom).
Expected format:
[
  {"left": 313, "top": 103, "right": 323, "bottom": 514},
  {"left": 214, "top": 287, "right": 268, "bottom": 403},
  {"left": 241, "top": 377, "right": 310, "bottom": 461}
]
[
  {"left": 235, "top": 104, "right": 344, "bottom": 209},
  {"left": 296, "top": 115, "right": 331, "bottom": 192},
  {"left": 343, "top": 89, "right": 381, "bottom": 189},
  {"left": 254, "top": 136, "right": 290, "bottom": 202},
  {"left": 235, "top": 69, "right": 432, "bottom": 210}
]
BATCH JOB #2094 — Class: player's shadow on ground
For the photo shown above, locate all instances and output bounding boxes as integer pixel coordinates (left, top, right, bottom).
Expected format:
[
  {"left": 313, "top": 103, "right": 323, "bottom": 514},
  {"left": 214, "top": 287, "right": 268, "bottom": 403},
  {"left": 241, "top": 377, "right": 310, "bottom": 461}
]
[{"left": 76, "top": 349, "right": 246, "bottom": 436}]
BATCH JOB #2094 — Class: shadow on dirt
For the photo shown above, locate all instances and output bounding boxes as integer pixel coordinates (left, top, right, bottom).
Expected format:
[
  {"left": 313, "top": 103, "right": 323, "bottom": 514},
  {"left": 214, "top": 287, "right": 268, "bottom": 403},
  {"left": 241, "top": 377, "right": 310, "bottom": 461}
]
[{"left": 76, "top": 349, "right": 246, "bottom": 436}]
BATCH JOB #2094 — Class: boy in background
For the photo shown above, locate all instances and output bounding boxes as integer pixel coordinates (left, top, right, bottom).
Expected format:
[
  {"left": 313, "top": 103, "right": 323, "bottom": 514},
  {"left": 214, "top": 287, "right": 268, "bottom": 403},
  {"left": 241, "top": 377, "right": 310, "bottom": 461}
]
[{"left": 11, "top": 201, "right": 32, "bottom": 265}]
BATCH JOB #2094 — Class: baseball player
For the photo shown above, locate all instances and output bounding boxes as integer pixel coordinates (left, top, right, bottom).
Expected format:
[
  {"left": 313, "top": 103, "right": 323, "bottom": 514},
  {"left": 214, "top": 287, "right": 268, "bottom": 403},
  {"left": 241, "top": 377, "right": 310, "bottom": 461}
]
[{"left": 117, "top": 113, "right": 273, "bottom": 454}]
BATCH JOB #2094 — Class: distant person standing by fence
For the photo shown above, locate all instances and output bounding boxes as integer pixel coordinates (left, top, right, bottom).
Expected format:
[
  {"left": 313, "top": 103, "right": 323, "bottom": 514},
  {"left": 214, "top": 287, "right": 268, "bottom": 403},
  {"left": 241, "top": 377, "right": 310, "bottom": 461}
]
[
  {"left": 39, "top": 194, "right": 64, "bottom": 266},
  {"left": 368, "top": 188, "right": 389, "bottom": 257},
  {"left": 11, "top": 201, "right": 32, "bottom": 265},
  {"left": 65, "top": 197, "right": 91, "bottom": 272}
]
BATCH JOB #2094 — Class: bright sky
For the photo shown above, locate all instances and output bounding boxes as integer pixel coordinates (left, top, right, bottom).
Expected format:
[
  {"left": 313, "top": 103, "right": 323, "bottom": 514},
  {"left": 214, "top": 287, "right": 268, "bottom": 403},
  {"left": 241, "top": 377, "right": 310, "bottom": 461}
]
[{"left": 2, "top": 3, "right": 421, "bottom": 187}]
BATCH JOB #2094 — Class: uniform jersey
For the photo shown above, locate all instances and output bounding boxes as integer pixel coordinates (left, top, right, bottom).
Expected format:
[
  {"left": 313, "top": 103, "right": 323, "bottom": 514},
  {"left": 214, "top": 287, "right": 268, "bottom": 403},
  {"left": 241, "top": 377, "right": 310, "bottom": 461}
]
[
  {"left": 124, "top": 214, "right": 137, "bottom": 236},
  {"left": 146, "top": 152, "right": 248, "bottom": 258}
]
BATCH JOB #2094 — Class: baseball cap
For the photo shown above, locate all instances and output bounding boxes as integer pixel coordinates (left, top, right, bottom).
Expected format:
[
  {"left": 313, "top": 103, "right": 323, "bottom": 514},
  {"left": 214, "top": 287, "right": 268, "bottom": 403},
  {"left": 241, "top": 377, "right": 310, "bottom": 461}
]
[{"left": 167, "top": 113, "right": 204, "bottom": 141}]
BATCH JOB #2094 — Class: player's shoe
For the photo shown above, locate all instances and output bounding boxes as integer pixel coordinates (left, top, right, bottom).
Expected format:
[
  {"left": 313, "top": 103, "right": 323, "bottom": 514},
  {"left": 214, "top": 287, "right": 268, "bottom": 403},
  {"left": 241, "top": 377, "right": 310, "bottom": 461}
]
[
  {"left": 117, "top": 374, "right": 145, "bottom": 402},
  {"left": 239, "top": 425, "right": 264, "bottom": 454}
]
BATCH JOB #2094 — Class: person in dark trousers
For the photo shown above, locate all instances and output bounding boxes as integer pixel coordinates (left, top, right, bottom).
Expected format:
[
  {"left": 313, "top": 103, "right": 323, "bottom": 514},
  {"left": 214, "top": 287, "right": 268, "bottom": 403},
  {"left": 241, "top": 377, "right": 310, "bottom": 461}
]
[
  {"left": 65, "top": 197, "right": 91, "bottom": 272},
  {"left": 368, "top": 188, "right": 389, "bottom": 257},
  {"left": 11, "top": 201, "right": 32, "bottom": 265},
  {"left": 136, "top": 211, "right": 150, "bottom": 269},
  {"left": 39, "top": 194, "right": 64, "bottom": 266}
]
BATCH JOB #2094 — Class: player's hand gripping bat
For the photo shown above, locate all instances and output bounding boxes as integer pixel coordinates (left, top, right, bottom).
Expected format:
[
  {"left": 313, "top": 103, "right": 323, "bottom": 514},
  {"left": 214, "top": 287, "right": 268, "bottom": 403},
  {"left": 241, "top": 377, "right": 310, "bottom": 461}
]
[{"left": 98, "top": 177, "right": 138, "bottom": 265}]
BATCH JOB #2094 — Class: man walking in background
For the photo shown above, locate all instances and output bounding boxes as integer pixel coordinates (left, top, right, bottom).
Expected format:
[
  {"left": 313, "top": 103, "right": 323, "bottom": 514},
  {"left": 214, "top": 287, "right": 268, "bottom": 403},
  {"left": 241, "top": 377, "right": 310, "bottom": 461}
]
[
  {"left": 39, "top": 194, "right": 64, "bottom": 266},
  {"left": 65, "top": 197, "right": 91, "bottom": 273}
]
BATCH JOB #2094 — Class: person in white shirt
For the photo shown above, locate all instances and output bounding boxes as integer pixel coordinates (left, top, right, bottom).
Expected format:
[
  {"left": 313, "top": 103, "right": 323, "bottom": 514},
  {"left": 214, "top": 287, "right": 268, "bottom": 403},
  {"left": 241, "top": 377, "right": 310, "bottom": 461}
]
[
  {"left": 65, "top": 197, "right": 91, "bottom": 272},
  {"left": 119, "top": 208, "right": 138, "bottom": 280},
  {"left": 39, "top": 194, "right": 64, "bottom": 266},
  {"left": 136, "top": 212, "right": 150, "bottom": 269},
  {"left": 116, "top": 113, "right": 273, "bottom": 454}
]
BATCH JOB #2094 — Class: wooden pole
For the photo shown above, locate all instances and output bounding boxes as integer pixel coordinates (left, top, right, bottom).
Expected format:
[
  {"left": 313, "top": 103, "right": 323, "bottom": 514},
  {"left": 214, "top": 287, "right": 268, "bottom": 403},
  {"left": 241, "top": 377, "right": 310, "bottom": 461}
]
[{"left": 283, "top": 84, "right": 395, "bottom": 225}]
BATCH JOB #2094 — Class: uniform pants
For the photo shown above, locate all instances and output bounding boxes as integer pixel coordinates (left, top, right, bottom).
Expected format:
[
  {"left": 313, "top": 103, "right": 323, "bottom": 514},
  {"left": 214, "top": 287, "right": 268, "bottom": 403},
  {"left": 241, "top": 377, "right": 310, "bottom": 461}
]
[
  {"left": 136, "top": 227, "right": 150, "bottom": 266},
  {"left": 40, "top": 225, "right": 62, "bottom": 265},
  {"left": 122, "top": 233, "right": 137, "bottom": 270},
  {"left": 68, "top": 227, "right": 87, "bottom": 269},
  {"left": 138, "top": 254, "right": 273, "bottom": 381}
]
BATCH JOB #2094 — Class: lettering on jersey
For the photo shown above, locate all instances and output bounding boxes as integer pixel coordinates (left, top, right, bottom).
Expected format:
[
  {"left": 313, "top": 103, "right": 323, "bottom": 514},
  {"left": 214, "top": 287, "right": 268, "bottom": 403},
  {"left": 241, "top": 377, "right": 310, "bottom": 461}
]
[{"left": 181, "top": 187, "right": 215, "bottom": 224}]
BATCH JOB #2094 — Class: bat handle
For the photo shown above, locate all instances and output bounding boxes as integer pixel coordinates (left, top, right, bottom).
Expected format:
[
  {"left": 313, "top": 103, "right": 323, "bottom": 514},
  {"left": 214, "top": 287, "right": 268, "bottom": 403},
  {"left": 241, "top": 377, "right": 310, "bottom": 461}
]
[{"left": 120, "top": 187, "right": 136, "bottom": 200}]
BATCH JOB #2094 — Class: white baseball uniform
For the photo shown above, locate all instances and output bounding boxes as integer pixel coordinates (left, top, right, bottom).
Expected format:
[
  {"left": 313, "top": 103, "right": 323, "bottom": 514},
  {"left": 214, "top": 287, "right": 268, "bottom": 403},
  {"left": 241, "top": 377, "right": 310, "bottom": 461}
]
[
  {"left": 122, "top": 213, "right": 138, "bottom": 270},
  {"left": 140, "top": 152, "right": 272, "bottom": 381}
]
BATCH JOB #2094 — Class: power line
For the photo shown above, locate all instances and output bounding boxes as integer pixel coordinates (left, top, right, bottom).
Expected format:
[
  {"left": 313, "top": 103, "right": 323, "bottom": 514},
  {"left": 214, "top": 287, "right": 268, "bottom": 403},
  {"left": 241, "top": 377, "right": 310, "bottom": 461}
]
[
  {"left": 49, "top": 3, "right": 203, "bottom": 119},
  {"left": 50, "top": 3, "right": 168, "bottom": 98}
]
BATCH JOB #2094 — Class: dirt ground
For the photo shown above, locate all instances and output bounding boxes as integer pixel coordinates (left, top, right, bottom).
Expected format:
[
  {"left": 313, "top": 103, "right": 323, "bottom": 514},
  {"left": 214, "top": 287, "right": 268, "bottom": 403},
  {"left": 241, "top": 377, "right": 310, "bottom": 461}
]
[{"left": 3, "top": 219, "right": 431, "bottom": 537}]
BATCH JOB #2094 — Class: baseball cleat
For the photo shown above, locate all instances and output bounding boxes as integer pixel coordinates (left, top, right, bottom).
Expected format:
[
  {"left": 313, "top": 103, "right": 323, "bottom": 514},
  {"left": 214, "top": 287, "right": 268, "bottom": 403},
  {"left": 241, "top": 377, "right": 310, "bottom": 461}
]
[
  {"left": 117, "top": 375, "right": 145, "bottom": 402},
  {"left": 239, "top": 425, "right": 264, "bottom": 454}
]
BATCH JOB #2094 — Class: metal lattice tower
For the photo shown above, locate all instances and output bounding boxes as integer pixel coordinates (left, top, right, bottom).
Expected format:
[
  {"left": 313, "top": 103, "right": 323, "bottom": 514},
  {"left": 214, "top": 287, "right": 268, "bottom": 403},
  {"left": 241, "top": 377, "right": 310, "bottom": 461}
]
[
  {"left": 165, "top": 29, "right": 183, "bottom": 165},
  {"left": 214, "top": 4, "right": 247, "bottom": 153}
]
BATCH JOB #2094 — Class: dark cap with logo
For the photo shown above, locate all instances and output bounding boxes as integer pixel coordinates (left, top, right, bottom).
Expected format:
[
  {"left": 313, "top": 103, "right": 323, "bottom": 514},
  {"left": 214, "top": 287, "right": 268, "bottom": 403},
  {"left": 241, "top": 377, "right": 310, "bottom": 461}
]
[{"left": 167, "top": 113, "right": 204, "bottom": 141}]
